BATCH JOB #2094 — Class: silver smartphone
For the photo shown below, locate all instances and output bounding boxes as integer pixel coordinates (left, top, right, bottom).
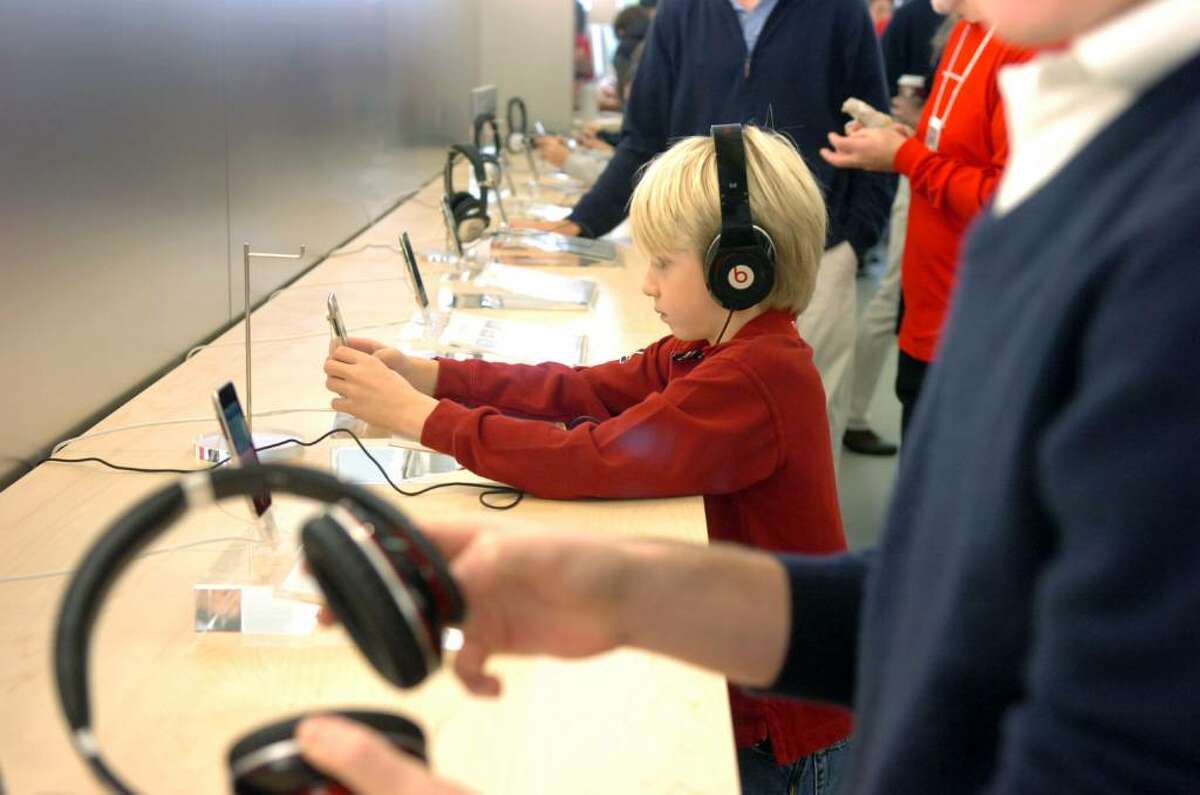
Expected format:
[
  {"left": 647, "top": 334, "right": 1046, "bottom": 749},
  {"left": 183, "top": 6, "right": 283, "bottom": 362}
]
[
  {"left": 211, "top": 381, "right": 272, "bottom": 517},
  {"left": 400, "top": 232, "right": 430, "bottom": 310},
  {"left": 326, "top": 292, "right": 348, "bottom": 347}
]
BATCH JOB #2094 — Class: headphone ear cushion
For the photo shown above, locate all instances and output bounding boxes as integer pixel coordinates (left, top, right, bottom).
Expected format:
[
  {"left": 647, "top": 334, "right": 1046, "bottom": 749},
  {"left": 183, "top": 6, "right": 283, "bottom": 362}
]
[
  {"left": 301, "top": 514, "right": 433, "bottom": 689},
  {"left": 229, "top": 710, "right": 426, "bottom": 794},
  {"left": 705, "top": 237, "right": 776, "bottom": 312},
  {"left": 374, "top": 527, "right": 465, "bottom": 632},
  {"left": 449, "top": 192, "right": 476, "bottom": 220}
]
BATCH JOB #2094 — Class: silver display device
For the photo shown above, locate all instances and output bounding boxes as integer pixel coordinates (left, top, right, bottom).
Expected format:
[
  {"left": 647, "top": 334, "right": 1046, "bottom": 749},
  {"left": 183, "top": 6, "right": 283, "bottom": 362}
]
[
  {"left": 400, "top": 232, "right": 430, "bottom": 311},
  {"left": 469, "top": 85, "right": 498, "bottom": 141},
  {"left": 326, "top": 292, "right": 349, "bottom": 348},
  {"left": 211, "top": 382, "right": 277, "bottom": 543},
  {"left": 440, "top": 196, "right": 465, "bottom": 258}
]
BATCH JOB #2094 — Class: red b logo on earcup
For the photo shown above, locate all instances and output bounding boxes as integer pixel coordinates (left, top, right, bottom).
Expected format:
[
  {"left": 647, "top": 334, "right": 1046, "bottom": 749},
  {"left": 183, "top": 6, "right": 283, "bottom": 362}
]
[{"left": 728, "top": 264, "right": 755, "bottom": 290}]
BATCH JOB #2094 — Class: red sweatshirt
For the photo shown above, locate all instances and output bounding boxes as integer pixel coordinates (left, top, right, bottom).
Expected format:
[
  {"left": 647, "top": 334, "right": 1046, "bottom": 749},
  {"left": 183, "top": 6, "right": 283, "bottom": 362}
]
[
  {"left": 421, "top": 310, "right": 852, "bottom": 762},
  {"left": 893, "top": 21, "right": 1033, "bottom": 363}
]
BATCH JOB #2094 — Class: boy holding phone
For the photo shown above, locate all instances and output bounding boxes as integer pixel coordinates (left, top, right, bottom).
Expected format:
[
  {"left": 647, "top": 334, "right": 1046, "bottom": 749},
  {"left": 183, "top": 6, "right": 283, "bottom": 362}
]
[{"left": 324, "top": 126, "right": 853, "bottom": 792}]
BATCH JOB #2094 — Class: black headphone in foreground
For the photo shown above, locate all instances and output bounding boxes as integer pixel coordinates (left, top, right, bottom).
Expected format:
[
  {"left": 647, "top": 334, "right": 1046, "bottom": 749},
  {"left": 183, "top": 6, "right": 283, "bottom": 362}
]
[
  {"left": 706, "top": 124, "right": 776, "bottom": 311},
  {"left": 443, "top": 143, "right": 491, "bottom": 244},
  {"left": 505, "top": 97, "right": 528, "bottom": 154},
  {"left": 55, "top": 464, "right": 463, "bottom": 794}
]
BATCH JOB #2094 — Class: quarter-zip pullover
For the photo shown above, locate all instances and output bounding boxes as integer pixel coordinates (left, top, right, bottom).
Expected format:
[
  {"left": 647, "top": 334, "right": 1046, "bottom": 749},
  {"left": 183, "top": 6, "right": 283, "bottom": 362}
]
[{"left": 569, "top": 0, "right": 893, "bottom": 261}]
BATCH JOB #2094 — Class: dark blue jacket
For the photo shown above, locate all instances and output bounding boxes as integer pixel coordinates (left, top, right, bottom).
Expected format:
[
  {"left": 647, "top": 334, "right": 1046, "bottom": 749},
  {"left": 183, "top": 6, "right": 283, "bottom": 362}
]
[
  {"left": 880, "top": 0, "right": 943, "bottom": 92},
  {"left": 771, "top": 52, "right": 1200, "bottom": 792},
  {"left": 570, "top": 0, "right": 893, "bottom": 260}
]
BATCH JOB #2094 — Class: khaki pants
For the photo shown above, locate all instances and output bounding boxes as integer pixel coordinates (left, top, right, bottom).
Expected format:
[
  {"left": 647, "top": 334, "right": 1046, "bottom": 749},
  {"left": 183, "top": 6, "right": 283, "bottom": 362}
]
[
  {"left": 848, "top": 178, "right": 909, "bottom": 431},
  {"left": 796, "top": 240, "right": 859, "bottom": 473}
]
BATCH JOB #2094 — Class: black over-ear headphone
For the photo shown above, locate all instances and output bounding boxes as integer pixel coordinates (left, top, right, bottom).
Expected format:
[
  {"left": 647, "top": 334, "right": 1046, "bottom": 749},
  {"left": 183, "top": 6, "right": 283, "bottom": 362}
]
[
  {"left": 705, "top": 124, "right": 776, "bottom": 312},
  {"left": 505, "top": 97, "right": 528, "bottom": 154},
  {"left": 443, "top": 143, "right": 491, "bottom": 244},
  {"left": 473, "top": 112, "right": 502, "bottom": 155},
  {"left": 55, "top": 464, "right": 463, "bottom": 794}
]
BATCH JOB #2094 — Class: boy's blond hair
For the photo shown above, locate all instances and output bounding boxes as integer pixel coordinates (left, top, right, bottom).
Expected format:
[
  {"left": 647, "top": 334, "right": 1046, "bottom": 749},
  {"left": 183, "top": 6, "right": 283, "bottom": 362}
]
[{"left": 629, "top": 126, "right": 827, "bottom": 314}]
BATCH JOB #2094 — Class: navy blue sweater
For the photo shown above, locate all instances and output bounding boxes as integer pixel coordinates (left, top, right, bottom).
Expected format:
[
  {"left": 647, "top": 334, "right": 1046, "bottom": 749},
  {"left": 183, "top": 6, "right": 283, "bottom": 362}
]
[
  {"left": 569, "top": 0, "right": 893, "bottom": 259},
  {"left": 880, "top": 0, "right": 943, "bottom": 92},
  {"left": 771, "top": 52, "right": 1200, "bottom": 792}
]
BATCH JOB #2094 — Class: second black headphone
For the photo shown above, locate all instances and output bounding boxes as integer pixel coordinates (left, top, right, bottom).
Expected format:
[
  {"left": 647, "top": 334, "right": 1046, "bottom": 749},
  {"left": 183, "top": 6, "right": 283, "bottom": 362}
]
[
  {"left": 443, "top": 142, "right": 491, "bottom": 244},
  {"left": 505, "top": 97, "right": 528, "bottom": 154},
  {"left": 55, "top": 464, "right": 463, "bottom": 794},
  {"left": 473, "top": 112, "right": 503, "bottom": 155},
  {"left": 472, "top": 113, "right": 505, "bottom": 182},
  {"left": 705, "top": 124, "right": 776, "bottom": 312}
]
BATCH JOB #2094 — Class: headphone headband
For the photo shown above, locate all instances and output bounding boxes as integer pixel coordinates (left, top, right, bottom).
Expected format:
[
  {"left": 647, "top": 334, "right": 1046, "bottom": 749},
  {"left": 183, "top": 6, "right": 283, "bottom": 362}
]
[
  {"left": 506, "top": 97, "right": 527, "bottom": 139},
  {"left": 711, "top": 124, "right": 758, "bottom": 249},
  {"left": 472, "top": 113, "right": 501, "bottom": 152},
  {"left": 705, "top": 124, "right": 776, "bottom": 312},
  {"left": 444, "top": 143, "right": 489, "bottom": 212},
  {"left": 54, "top": 464, "right": 454, "bottom": 793}
]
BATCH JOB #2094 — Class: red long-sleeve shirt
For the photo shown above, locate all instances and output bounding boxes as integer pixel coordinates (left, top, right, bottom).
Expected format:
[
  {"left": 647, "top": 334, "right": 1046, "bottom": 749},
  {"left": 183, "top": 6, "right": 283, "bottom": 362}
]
[
  {"left": 421, "top": 310, "right": 852, "bottom": 762},
  {"left": 893, "top": 21, "right": 1033, "bottom": 362}
]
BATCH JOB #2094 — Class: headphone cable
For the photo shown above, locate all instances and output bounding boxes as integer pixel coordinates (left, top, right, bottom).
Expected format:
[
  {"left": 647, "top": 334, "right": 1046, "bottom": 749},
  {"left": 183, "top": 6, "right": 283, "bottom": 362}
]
[
  {"left": 713, "top": 310, "right": 735, "bottom": 347},
  {"left": 42, "top": 427, "right": 523, "bottom": 510}
]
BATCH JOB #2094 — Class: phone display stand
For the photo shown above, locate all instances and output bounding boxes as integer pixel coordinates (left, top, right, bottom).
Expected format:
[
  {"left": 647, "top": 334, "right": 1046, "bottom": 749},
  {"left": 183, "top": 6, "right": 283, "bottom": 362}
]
[
  {"left": 435, "top": 314, "right": 588, "bottom": 366},
  {"left": 504, "top": 197, "right": 574, "bottom": 224},
  {"left": 409, "top": 305, "right": 450, "bottom": 344},
  {"left": 480, "top": 229, "right": 621, "bottom": 268},
  {"left": 193, "top": 508, "right": 321, "bottom": 637},
  {"left": 193, "top": 430, "right": 304, "bottom": 465},
  {"left": 535, "top": 170, "right": 587, "bottom": 196},
  {"left": 331, "top": 444, "right": 461, "bottom": 486},
  {"left": 437, "top": 262, "right": 597, "bottom": 312}
]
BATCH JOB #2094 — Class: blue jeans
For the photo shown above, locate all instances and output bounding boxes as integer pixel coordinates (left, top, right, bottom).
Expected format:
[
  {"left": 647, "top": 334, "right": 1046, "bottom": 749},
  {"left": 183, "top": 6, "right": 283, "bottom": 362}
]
[{"left": 737, "top": 739, "right": 850, "bottom": 795}]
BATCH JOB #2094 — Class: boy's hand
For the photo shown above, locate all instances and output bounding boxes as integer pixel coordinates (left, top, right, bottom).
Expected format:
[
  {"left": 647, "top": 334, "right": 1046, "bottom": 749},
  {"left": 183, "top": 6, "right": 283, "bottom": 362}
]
[
  {"left": 338, "top": 337, "right": 439, "bottom": 396},
  {"left": 297, "top": 715, "right": 469, "bottom": 795},
  {"left": 324, "top": 346, "right": 438, "bottom": 437},
  {"left": 820, "top": 124, "right": 910, "bottom": 173},
  {"left": 344, "top": 336, "right": 388, "bottom": 356}
]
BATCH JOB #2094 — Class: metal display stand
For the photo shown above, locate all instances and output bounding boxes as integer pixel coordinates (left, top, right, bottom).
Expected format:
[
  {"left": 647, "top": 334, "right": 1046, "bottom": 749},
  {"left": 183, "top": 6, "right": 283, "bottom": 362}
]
[{"left": 241, "top": 242, "right": 305, "bottom": 433}]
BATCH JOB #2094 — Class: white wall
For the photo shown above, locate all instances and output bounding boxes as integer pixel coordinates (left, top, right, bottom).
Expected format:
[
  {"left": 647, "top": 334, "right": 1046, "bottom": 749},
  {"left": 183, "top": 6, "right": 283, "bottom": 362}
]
[
  {"left": 478, "top": 0, "right": 574, "bottom": 135},
  {"left": 0, "top": 0, "right": 485, "bottom": 488}
]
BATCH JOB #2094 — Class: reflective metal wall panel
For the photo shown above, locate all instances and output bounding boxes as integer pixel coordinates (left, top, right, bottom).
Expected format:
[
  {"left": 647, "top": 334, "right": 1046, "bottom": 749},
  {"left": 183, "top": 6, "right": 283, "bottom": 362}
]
[
  {"left": 480, "top": 0, "right": 573, "bottom": 134},
  {"left": 0, "top": 0, "right": 230, "bottom": 483},
  {"left": 0, "top": 0, "right": 571, "bottom": 487}
]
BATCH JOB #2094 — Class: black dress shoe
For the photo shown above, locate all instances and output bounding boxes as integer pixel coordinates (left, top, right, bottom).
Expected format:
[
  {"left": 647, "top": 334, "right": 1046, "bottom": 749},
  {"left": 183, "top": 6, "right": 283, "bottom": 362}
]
[{"left": 843, "top": 428, "right": 898, "bottom": 456}]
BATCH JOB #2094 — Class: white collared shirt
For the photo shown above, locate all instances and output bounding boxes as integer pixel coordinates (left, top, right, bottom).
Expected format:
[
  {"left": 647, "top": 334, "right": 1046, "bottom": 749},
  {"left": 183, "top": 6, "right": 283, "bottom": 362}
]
[
  {"left": 994, "top": 0, "right": 1200, "bottom": 214},
  {"left": 728, "top": 0, "right": 781, "bottom": 56}
]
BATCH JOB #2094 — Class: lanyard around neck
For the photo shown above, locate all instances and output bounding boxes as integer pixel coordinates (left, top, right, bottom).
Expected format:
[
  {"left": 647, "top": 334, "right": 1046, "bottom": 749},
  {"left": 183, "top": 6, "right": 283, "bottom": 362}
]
[{"left": 929, "top": 23, "right": 996, "bottom": 129}]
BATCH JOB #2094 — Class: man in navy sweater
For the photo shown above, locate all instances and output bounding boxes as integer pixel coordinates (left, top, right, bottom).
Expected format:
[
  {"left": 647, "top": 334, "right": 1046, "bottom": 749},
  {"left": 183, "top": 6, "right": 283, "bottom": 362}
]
[
  {"left": 296, "top": 0, "right": 1200, "bottom": 792},
  {"left": 541, "top": 0, "right": 896, "bottom": 456},
  {"left": 559, "top": 0, "right": 892, "bottom": 261}
]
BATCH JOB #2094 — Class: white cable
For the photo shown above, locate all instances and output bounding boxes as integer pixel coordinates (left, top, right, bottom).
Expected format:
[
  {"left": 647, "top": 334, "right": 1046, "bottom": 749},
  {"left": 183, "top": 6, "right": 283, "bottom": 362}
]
[
  {"left": 269, "top": 276, "right": 406, "bottom": 292},
  {"left": 50, "top": 408, "right": 335, "bottom": 456},
  {"left": 184, "top": 320, "right": 409, "bottom": 360},
  {"left": 0, "top": 535, "right": 267, "bottom": 585},
  {"left": 326, "top": 243, "right": 403, "bottom": 258},
  {"left": 264, "top": 274, "right": 408, "bottom": 305}
]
